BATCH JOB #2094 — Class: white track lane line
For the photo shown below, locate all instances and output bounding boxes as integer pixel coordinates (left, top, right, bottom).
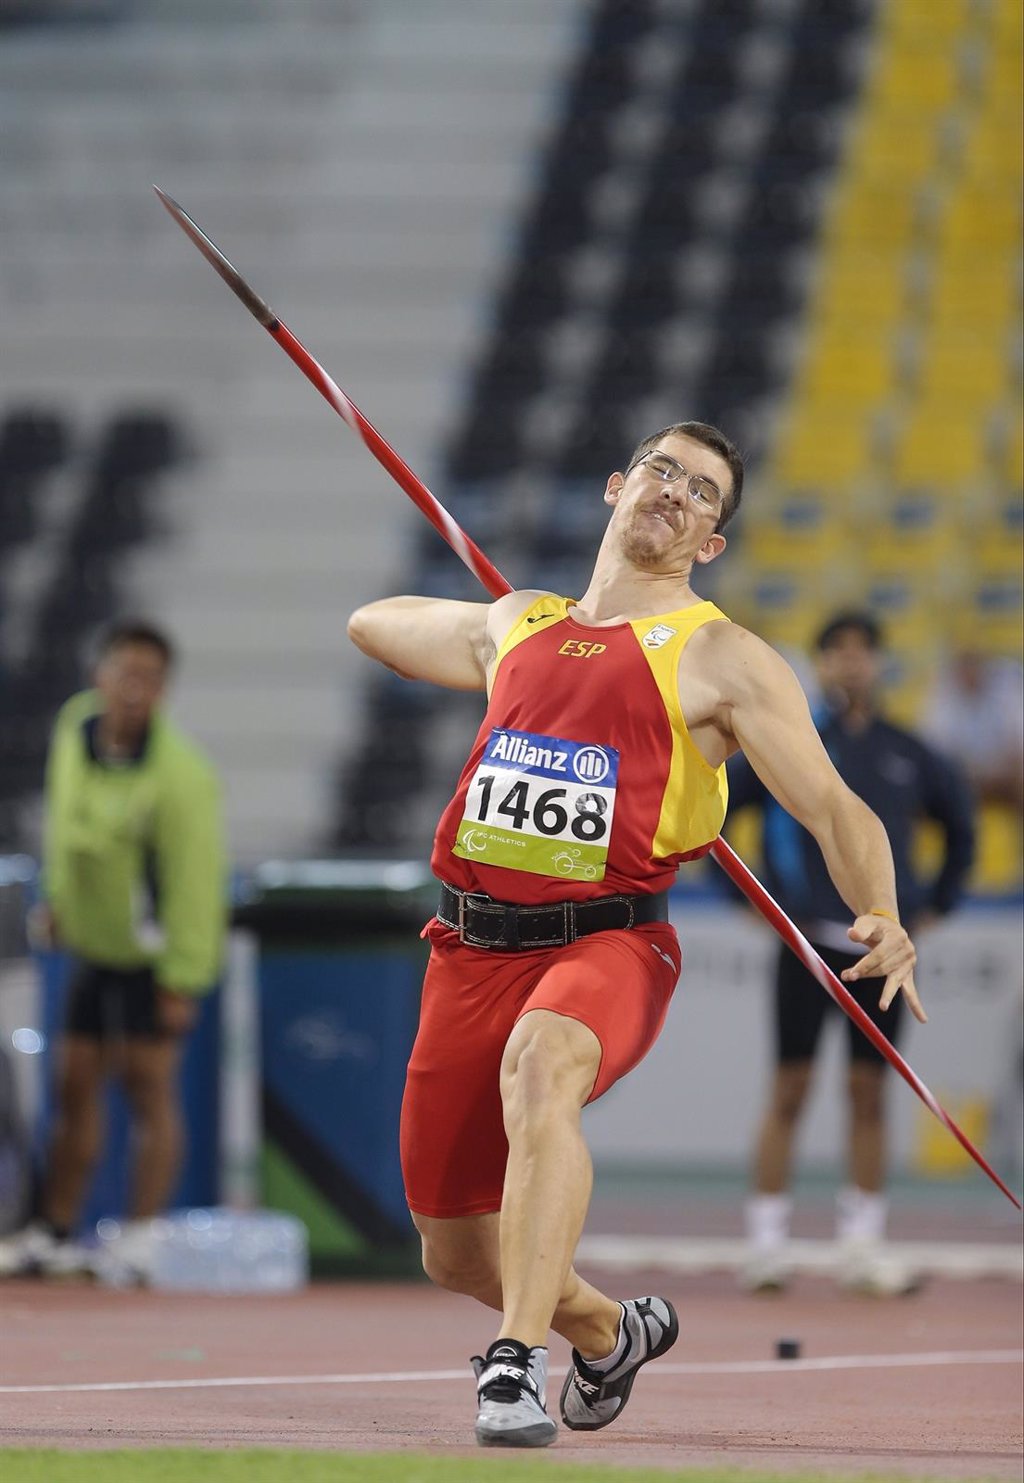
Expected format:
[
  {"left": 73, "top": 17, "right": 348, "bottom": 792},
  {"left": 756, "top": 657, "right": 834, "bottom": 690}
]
[{"left": 0, "top": 1350, "right": 1020, "bottom": 1395}]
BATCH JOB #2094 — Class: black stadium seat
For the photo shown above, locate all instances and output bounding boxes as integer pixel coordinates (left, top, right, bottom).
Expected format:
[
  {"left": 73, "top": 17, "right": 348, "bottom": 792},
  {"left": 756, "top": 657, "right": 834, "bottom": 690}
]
[{"left": 333, "top": 0, "right": 875, "bottom": 847}]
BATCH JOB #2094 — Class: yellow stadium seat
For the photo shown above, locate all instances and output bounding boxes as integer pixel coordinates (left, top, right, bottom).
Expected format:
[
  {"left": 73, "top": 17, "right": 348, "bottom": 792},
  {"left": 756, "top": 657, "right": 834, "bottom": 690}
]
[
  {"left": 812, "top": 266, "right": 908, "bottom": 328},
  {"left": 967, "top": 110, "right": 1024, "bottom": 181},
  {"left": 864, "top": 573, "right": 945, "bottom": 640},
  {"left": 912, "top": 1094, "right": 990, "bottom": 1175},
  {"left": 987, "top": 51, "right": 1024, "bottom": 107},
  {"left": 892, "top": 403, "right": 988, "bottom": 487},
  {"left": 973, "top": 803, "right": 1024, "bottom": 895},
  {"left": 748, "top": 594, "right": 831, "bottom": 661},
  {"left": 879, "top": 0, "right": 970, "bottom": 41},
  {"left": 772, "top": 414, "right": 873, "bottom": 487},
  {"left": 963, "top": 576, "right": 1024, "bottom": 655},
  {"left": 864, "top": 493, "right": 959, "bottom": 574},
  {"left": 993, "top": 0, "right": 1024, "bottom": 40},
  {"left": 744, "top": 498, "right": 849, "bottom": 570},
  {"left": 827, "top": 191, "right": 919, "bottom": 249},
  {"left": 724, "top": 809, "right": 763, "bottom": 875},
  {"left": 931, "top": 249, "right": 1020, "bottom": 326},
  {"left": 734, "top": 564, "right": 835, "bottom": 616},
  {"left": 929, "top": 261, "right": 1017, "bottom": 327},
  {"left": 847, "top": 117, "right": 944, "bottom": 181},
  {"left": 971, "top": 484, "right": 1024, "bottom": 534},
  {"left": 964, "top": 148, "right": 1023, "bottom": 192},
  {"left": 797, "top": 337, "right": 898, "bottom": 403},
  {"left": 869, "top": 51, "right": 961, "bottom": 109},
  {"left": 956, "top": 180, "right": 1023, "bottom": 229},
  {"left": 916, "top": 337, "right": 1010, "bottom": 404},
  {"left": 939, "top": 187, "right": 1022, "bottom": 252},
  {"left": 975, "top": 526, "right": 1024, "bottom": 581},
  {"left": 714, "top": 565, "right": 828, "bottom": 656},
  {"left": 758, "top": 611, "right": 830, "bottom": 660}
]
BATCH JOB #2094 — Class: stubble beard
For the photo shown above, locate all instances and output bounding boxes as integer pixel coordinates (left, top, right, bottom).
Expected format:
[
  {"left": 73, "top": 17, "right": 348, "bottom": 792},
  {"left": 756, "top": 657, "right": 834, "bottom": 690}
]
[{"left": 619, "top": 507, "right": 676, "bottom": 571}]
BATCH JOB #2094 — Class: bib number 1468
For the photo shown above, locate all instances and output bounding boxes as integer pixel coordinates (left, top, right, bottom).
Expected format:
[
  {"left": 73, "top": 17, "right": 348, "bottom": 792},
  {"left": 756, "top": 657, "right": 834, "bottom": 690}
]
[{"left": 472, "top": 773, "right": 607, "bottom": 842}]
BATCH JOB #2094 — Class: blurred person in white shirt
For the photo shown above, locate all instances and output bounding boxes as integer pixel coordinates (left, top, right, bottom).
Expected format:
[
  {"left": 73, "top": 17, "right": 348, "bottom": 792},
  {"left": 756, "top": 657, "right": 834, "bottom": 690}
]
[{"left": 924, "top": 649, "right": 1023, "bottom": 814}]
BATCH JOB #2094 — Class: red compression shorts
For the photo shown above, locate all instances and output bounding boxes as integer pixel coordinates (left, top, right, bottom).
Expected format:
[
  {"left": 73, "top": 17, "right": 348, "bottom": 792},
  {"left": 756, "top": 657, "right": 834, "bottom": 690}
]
[{"left": 400, "top": 918, "right": 681, "bottom": 1219}]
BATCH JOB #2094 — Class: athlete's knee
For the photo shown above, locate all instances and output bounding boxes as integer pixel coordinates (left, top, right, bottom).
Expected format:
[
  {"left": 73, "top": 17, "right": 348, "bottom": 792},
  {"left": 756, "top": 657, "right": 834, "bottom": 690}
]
[
  {"left": 119, "top": 1047, "right": 182, "bottom": 1121},
  {"left": 848, "top": 1064, "right": 885, "bottom": 1123},
  {"left": 771, "top": 1063, "right": 813, "bottom": 1124},
  {"left": 419, "top": 1235, "right": 501, "bottom": 1304}
]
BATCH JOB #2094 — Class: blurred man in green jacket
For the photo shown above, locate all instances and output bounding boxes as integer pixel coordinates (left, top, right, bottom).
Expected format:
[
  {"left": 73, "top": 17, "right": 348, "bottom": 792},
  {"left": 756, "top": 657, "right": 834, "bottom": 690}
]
[{"left": 0, "top": 620, "right": 225, "bottom": 1277}]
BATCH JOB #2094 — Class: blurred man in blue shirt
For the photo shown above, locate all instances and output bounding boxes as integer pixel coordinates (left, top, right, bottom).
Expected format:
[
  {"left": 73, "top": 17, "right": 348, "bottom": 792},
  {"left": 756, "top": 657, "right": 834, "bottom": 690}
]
[{"left": 729, "top": 612, "right": 975, "bottom": 1294}]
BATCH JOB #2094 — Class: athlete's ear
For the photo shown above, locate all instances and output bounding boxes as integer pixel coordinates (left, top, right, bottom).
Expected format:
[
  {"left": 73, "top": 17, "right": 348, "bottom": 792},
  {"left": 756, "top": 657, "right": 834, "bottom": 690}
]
[
  {"left": 694, "top": 532, "right": 727, "bottom": 565},
  {"left": 604, "top": 472, "right": 625, "bottom": 506}
]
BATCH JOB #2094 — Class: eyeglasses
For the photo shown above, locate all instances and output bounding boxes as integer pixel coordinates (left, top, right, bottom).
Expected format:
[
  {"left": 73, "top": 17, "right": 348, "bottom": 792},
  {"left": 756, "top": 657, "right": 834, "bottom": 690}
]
[{"left": 625, "top": 449, "right": 725, "bottom": 517}]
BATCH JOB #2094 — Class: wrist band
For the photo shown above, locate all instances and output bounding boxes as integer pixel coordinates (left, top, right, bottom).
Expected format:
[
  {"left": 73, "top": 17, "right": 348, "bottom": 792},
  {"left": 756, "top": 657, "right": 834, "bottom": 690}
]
[{"left": 869, "top": 907, "right": 900, "bottom": 924}]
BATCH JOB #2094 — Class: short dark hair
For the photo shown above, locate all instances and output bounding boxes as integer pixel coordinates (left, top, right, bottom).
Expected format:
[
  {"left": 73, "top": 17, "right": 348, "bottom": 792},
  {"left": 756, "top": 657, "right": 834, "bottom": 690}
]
[
  {"left": 627, "top": 420, "right": 745, "bottom": 531},
  {"left": 98, "top": 619, "right": 176, "bottom": 669},
  {"left": 814, "top": 610, "right": 883, "bottom": 653}
]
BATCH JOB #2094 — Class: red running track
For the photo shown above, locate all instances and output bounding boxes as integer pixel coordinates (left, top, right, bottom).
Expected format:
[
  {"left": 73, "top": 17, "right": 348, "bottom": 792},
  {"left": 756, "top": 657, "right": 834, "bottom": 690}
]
[{"left": 0, "top": 1269, "right": 1021, "bottom": 1477}]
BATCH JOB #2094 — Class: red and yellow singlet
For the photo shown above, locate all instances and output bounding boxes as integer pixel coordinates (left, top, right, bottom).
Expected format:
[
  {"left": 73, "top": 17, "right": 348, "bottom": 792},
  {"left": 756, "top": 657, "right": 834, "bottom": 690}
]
[{"left": 431, "top": 594, "right": 730, "bottom": 904}]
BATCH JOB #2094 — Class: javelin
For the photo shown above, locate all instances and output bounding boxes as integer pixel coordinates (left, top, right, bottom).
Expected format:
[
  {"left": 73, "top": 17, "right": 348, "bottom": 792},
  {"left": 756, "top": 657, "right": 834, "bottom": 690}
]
[{"left": 153, "top": 185, "right": 1021, "bottom": 1211}]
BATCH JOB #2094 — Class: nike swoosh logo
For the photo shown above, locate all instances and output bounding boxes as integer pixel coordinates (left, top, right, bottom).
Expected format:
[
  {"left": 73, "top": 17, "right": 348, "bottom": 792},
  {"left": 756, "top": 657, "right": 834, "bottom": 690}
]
[{"left": 527, "top": 613, "right": 558, "bottom": 624}]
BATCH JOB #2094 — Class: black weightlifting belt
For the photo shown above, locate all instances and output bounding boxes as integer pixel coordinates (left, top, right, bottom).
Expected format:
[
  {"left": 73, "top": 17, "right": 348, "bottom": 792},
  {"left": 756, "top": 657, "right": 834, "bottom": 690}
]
[{"left": 437, "top": 880, "right": 669, "bottom": 951}]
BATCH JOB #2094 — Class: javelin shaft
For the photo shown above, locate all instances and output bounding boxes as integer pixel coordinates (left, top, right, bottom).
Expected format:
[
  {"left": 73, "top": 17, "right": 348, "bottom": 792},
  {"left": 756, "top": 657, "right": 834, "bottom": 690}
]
[
  {"left": 155, "top": 185, "right": 1020, "bottom": 1209},
  {"left": 153, "top": 186, "right": 509, "bottom": 599},
  {"left": 271, "top": 320, "right": 511, "bottom": 597}
]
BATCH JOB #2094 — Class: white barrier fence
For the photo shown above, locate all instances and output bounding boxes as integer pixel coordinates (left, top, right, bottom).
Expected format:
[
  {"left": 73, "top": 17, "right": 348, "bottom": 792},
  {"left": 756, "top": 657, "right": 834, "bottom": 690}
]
[{"left": 583, "top": 904, "right": 1023, "bottom": 1177}]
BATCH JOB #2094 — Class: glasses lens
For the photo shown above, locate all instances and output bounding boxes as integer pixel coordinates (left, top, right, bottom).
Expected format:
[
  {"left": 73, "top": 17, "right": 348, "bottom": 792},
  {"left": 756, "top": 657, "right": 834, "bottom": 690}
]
[
  {"left": 690, "top": 477, "right": 723, "bottom": 511},
  {"left": 645, "top": 453, "right": 681, "bottom": 481}
]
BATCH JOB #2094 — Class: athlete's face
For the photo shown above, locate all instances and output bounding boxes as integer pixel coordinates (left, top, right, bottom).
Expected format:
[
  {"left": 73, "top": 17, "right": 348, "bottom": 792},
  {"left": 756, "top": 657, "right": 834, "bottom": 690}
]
[
  {"left": 604, "top": 433, "right": 731, "bottom": 572},
  {"left": 95, "top": 642, "right": 169, "bottom": 737}
]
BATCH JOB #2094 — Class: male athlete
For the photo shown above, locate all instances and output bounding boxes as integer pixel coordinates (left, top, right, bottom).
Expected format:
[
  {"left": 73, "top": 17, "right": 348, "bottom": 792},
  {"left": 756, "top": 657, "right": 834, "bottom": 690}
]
[{"left": 348, "top": 421, "right": 923, "bottom": 1449}]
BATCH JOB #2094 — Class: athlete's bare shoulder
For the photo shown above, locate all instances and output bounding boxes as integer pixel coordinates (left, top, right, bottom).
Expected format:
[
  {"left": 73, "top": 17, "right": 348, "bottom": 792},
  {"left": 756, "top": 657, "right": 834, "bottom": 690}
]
[
  {"left": 684, "top": 617, "right": 803, "bottom": 710},
  {"left": 695, "top": 614, "right": 781, "bottom": 663}
]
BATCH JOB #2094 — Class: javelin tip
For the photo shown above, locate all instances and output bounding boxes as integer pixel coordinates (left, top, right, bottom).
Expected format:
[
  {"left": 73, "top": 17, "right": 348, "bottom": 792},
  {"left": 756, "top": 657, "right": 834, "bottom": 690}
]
[{"left": 152, "top": 185, "right": 277, "bottom": 330}]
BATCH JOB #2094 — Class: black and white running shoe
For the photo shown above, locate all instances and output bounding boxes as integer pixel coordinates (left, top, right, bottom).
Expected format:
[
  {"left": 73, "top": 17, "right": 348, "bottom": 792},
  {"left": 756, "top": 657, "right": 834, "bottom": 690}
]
[
  {"left": 560, "top": 1295, "right": 679, "bottom": 1431},
  {"left": 472, "top": 1338, "right": 557, "bottom": 1448}
]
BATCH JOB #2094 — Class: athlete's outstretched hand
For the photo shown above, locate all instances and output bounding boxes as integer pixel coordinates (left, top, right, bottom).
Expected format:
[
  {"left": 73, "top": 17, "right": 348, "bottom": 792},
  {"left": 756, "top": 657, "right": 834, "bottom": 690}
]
[{"left": 842, "top": 914, "right": 926, "bottom": 1023}]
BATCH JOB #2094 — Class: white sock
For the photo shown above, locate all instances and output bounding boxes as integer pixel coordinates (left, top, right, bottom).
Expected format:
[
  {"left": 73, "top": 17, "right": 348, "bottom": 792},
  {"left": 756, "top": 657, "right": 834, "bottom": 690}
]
[
  {"left": 835, "top": 1186, "right": 887, "bottom": 1242},
  {"left": 745, "top": 1194, "right": 792, "bottom": 1251},
  {"left": 582, "top": 1303, "right": 628, "bottom": 1373}
]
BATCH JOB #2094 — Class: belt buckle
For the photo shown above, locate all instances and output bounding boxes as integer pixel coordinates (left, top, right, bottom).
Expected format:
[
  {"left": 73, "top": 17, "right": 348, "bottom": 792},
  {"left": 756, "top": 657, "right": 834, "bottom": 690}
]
[{"left": 456, "top": 890, "right": 492, "bottom": 946}]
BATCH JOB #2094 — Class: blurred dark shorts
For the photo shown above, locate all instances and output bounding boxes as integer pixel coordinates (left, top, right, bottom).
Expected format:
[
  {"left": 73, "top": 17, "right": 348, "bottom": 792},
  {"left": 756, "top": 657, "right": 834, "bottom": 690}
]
[
  {"left": 64, "top": 961, "right": 167, "bottom": 1041},
  {"left": 775, "top": 940, "right": 904, "bottom": 1067}
]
